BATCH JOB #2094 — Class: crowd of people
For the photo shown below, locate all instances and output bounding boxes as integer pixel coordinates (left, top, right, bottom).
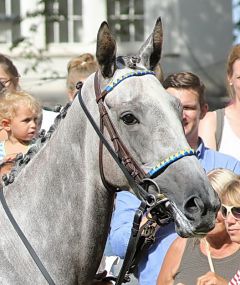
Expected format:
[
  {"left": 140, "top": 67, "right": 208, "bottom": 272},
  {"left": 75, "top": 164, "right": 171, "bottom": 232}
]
[{"left": 1, "top": 43, "right": 240, "bottom": 285}]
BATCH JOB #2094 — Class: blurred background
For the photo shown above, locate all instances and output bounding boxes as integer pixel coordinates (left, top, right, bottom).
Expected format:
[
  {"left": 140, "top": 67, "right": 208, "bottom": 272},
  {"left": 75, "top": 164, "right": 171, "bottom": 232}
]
[{"left": 0, "top": 0, "right": 239, "bottom": 109}]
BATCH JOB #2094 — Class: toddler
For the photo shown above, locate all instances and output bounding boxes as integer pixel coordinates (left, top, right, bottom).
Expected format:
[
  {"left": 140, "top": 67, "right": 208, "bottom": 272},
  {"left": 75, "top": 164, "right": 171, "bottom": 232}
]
[{"left": 0, "top": 91, "right": 41, "bottom": 165}]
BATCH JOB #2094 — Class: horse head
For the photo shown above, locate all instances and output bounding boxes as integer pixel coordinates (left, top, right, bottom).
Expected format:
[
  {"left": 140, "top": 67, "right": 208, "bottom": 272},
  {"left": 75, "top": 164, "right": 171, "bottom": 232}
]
[{"left": 91, "top": 17, "right": 220, "bottom": 238}]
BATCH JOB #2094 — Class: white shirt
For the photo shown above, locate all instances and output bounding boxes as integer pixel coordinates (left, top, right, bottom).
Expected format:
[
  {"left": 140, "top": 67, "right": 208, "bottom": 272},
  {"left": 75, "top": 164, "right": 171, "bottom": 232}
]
[
  {"left": 41, "top": 109, "right": 59, "bottom": 132},
  {"left": 219, "top": 116, "right": 240, "bottom": 160}
]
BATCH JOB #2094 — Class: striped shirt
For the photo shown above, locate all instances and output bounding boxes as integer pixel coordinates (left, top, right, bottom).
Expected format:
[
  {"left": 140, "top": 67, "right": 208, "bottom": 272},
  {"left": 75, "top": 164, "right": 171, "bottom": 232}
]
[{"left": 229, "top": 270, "right": 240, "bottom": 285}]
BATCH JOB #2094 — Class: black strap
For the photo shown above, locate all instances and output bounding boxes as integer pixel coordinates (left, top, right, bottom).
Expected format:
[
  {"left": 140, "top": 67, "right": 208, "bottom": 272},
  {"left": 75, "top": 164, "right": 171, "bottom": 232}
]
[
  {"left": 215, "top": 108, "right": 225, "bottom": 151},
  {"left": 115, "top": 202, "right": 147, "bottom": 285},
  {"left": 0, "top": 185, "right": 56, "bottom": 285}
]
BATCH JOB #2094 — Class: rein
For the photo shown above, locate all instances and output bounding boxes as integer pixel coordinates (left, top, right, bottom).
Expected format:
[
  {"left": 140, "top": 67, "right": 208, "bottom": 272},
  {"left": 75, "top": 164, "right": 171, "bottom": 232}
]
[{"left": 0, "top": 184, "right": 56, "bottom": 285}]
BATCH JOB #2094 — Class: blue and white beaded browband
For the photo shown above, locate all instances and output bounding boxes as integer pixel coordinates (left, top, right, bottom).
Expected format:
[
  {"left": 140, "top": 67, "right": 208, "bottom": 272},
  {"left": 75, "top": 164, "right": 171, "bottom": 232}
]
[
  {"left": 104, "top": 70, "right": 155, "bottom": 93},
  {"left": 147, "top": 148, "right": 196, "bottom": 178}
]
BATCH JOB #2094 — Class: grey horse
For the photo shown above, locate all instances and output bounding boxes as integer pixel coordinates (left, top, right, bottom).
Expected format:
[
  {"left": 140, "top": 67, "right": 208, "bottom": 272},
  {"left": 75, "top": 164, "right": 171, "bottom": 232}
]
[{"left": 0, "top": 18, "right": 219, "bottom": 285}]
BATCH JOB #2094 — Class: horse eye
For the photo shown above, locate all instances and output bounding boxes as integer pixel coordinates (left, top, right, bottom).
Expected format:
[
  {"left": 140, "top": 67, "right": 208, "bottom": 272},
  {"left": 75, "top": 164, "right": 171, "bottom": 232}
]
[{"left": 121, "top": 113, "right": 139, "bottom": 125}]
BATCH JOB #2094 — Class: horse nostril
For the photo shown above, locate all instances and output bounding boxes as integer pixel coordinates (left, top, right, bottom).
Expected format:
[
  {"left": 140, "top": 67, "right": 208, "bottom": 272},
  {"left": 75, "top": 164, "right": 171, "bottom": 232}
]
[{"left": 184, "top": 196, "right": 204, "bottom": 220}]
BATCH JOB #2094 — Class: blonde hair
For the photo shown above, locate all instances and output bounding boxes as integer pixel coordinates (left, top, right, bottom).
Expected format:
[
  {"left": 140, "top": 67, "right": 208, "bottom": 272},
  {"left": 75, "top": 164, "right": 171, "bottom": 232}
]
[
  {"left": 207, "top": 168, "right": 238, "bottom": 198},
  {"left": 226, "top": 44, "right": 240, "bottom": 99},
  {"left": 66, "top": 53, "right": 98, "bottom": 92},
  {"left": 0, "top": 91, "right": 41, "bottom": 123},
  {"left": 221, "top": 177, "right": 240, "bottom": 205}
]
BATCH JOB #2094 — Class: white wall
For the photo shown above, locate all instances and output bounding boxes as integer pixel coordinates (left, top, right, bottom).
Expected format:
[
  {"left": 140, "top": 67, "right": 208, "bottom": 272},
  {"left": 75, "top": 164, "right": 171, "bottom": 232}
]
[{"left": 4, "top": 0, "right": 234, "bottom": 108}]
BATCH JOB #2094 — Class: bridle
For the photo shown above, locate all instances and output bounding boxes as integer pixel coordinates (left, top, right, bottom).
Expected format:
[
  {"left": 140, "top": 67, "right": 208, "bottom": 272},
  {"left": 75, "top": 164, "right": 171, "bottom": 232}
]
[
  {"left": 77, "top": 68, "right": 195, "bottom": 285},
  {"left": 78, "top": 69, "right": 195, "bottom": 203}
]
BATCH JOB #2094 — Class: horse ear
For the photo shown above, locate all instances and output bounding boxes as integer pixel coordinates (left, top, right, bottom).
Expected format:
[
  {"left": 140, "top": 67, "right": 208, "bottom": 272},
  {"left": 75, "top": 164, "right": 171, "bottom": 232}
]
[
  {"left": 137, "top": 17, "right": 163, "bottom": 70},
  {"left": 96, "top": 21, "right": 117, "bottom": 78}
]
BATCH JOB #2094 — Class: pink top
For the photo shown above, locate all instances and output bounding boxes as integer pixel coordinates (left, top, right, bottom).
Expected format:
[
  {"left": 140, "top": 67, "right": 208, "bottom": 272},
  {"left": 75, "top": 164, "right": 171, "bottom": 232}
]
[{"left": 229, "top": 270, "right": 240, "bottom": 285}]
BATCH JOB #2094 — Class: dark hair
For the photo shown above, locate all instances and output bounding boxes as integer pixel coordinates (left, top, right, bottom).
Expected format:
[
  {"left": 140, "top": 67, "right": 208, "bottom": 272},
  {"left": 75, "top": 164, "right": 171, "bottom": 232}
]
[
  {"left": 163, "top": 71, "right": 206, "bottom": 107},
  {"left": 0, "top": 54, "right": 20, "bottom": 89}
]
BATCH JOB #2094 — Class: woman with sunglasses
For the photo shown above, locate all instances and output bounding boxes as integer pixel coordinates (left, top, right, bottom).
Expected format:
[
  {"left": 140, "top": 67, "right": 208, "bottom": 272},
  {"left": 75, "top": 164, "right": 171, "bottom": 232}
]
[
  {"left": 157, "top": 168, "right": 240, "bottom": 285},
  {"left": 220, "top": 178, "right": 240, "bottom": 285},
  {"left": 196, "top": 178, "right": 240, "bottom": 285}
]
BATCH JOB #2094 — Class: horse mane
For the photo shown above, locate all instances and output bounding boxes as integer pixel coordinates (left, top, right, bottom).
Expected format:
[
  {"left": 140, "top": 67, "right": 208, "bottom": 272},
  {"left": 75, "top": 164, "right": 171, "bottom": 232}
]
[{"left": 2, "top": 102, "right": 72, "bottom": 186}]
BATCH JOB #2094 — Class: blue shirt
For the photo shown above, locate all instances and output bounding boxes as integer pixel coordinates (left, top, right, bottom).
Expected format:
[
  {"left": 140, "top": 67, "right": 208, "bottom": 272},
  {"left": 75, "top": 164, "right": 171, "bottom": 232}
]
[
  {"left": 109, "top": 139, "right": 240, "bottom": 285},
  {"left": 196, "top": 138, "right": 240, "bottom": 173}
]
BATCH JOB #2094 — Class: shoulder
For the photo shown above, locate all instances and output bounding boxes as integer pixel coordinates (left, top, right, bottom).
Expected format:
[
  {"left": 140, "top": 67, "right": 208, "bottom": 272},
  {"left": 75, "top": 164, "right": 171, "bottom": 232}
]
[
  {"left": 157, "top": 237, "right": 187, "bottom": 285},
  {"left": 170, "top": 236, "right": 187, "bottom": 251},
  {"left": 162, "top": 237, "right": 187, "bottom": 263},
  {"left": 199, "top": 110, "right": 219, "bottom": 149},
  {"left": 203, "top": 147, "right": 240, "bottom": 174},
  {"left": 200, "top": 110, "right": 217, "bottom": 129}
]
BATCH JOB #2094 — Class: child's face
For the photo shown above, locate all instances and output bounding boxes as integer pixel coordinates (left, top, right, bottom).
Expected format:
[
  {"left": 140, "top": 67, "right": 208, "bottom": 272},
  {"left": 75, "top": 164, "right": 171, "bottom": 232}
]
[{"left": 9, "top": 104, "right": 38, "bottom": 142}]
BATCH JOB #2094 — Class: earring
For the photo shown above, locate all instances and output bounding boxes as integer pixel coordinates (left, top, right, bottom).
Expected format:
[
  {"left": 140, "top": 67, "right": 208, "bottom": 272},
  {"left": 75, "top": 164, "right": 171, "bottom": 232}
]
[{"left": 230, "top": 82, "right": 233, "bottom": 85}]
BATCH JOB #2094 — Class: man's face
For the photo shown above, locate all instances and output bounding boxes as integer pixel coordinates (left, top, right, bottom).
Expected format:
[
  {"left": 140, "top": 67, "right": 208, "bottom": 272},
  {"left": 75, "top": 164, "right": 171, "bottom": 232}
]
[{"left": 166, "top": 87, "right": 206, "bottom": 141}]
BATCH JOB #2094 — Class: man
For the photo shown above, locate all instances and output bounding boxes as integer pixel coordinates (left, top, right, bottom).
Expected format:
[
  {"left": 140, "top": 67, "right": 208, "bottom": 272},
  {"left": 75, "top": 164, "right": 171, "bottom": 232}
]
[{"left": 109, "top": 72, "right": 240, "bottom": 285}]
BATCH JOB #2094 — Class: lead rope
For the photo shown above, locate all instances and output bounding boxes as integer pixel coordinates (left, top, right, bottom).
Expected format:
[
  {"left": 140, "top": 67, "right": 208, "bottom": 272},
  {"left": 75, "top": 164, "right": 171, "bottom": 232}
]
[{"left": 0, "top": 184, "right": 56, "bottom": 285}]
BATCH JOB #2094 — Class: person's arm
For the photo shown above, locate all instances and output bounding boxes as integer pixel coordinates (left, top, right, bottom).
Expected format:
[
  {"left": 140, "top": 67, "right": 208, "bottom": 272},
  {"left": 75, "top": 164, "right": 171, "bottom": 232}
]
[
  {"left": 157, "top": 237, "right": 187, "bottom": 285},
  {"left": 196, "top": 271, "right": 228, "bottom": 285},
  {"left": 199, "top": 111, "right": 217, "bottom": 150},
  {"left": 109, "top": 191, "right": 141, "bottom": 258}
]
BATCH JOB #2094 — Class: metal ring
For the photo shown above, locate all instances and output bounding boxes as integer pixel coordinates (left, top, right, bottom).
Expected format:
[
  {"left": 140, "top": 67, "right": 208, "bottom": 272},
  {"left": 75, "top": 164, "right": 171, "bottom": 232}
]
[
  {"left": 145, "top": 193, "right": 156, "bottom": 207},
  {"left": 142, "top": 178, "right": 161, "bottom": 194}
]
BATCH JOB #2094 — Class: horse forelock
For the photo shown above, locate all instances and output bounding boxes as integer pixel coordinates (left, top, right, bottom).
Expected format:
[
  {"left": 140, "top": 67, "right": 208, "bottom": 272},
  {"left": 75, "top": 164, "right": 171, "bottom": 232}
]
[{"left": 116, "top": 55, "right": 148, "bottom": 71}]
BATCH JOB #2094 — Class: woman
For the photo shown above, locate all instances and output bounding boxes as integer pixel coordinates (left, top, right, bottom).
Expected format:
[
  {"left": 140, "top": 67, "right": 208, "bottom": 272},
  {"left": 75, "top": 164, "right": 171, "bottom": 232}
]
[
  {"left": 198, "top": 178, "right": 240, "bottom": 285},
  {"left": 199, "top": 44, "right": 240, "bottom": 160},
  {"left": 220, "top": 177, "right": 240, "bottom": 284},
  {"left": 157, "top": 168, "right": 240, "bottom": 285}
]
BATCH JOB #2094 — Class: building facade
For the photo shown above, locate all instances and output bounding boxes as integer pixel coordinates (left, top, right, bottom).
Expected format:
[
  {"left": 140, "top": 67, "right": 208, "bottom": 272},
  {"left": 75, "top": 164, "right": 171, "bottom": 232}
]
[{"left": 0, "top": 0, "right": 234, "bottom": 108}]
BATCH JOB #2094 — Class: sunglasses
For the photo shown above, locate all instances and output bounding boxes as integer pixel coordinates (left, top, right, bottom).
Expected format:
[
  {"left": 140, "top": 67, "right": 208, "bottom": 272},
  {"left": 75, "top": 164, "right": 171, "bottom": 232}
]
[
  {"left": 221, "top": 204, "right": 240, "bottom": 220},
  {"left": 0, "top": 79, "right": 12, "bottom": 92}
]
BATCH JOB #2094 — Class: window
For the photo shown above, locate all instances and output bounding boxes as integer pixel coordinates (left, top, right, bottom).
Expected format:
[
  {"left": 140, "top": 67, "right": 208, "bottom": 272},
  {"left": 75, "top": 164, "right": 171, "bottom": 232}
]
[
  {"left": 0, "top": 0, "right": 20, "bottom": 44},
  {"left": 107, "top": 0, "right": 144, "bottom": 42},
  {"left": 45, "top": 0, "right": 83, "bottom": 44}
]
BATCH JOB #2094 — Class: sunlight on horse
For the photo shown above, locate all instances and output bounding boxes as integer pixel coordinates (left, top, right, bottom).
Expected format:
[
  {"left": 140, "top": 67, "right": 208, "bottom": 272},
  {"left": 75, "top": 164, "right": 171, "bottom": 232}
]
[{"left": 0, "top": 18, "right": 220, "bottom": 284}]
